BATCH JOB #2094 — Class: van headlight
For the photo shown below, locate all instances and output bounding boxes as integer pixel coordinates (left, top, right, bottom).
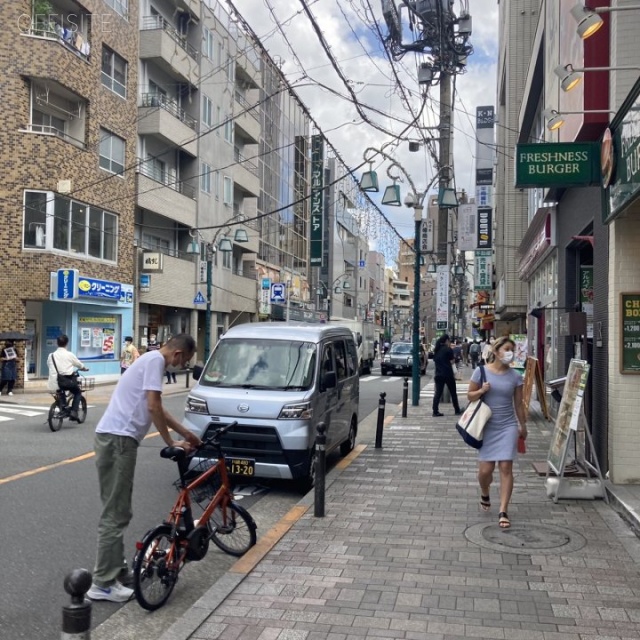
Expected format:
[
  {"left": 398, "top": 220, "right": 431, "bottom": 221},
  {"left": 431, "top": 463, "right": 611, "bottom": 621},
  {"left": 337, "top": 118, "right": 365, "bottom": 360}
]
[
  {"left": 186, "top": 396, "right": 208, "bottom": 415},
  {"left": 279, "top": 402, "right": 313, "bottom": 419}
]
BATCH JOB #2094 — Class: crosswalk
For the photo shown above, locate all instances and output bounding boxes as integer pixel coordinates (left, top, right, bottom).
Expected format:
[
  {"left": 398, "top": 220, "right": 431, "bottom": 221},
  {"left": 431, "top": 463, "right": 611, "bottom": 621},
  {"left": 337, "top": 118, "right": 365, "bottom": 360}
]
[{"left": 0, "top": 403, "right": 52, "bottom": 422}]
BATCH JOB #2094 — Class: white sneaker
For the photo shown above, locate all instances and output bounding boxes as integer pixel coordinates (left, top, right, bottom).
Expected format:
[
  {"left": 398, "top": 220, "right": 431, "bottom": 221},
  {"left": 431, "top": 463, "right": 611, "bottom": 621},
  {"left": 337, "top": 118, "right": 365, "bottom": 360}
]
[
  {"left": 7, "top": 392, "right": 12, "bottom": 396},
  {"left": 87, "top": 581, "right": 134, "bottom": 603}
]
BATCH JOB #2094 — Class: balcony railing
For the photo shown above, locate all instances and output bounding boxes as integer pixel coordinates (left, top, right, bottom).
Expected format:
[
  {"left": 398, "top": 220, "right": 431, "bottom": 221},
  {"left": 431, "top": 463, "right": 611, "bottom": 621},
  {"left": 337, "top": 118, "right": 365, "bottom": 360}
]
[
  {"left": 234, "top": 91, "right": 260, "bottom": 122},
  {"left": 137, "top": 160, "right": 196, "bottom": 199},
  {"left": 233, "top": 205, "right": 259, "bottom": 231},
  {"left": 141, "top": 15, "right": 199, "bottom": 62},
  {"left": 233, "top": 147, "right": 259, "bottom": 177},
  {"left": 139, "top": 93, "right": 197, "bottom": 130},
  {"left": 21, "top": 18, "right": 90, "bottom": 60}
]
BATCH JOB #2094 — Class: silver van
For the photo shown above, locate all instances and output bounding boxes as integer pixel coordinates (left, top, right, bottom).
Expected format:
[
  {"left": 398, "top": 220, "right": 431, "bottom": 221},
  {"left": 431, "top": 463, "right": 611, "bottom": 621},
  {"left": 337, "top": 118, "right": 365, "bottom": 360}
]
[{"left": 183, "top": 323, "right": 359, "bottom": 489}]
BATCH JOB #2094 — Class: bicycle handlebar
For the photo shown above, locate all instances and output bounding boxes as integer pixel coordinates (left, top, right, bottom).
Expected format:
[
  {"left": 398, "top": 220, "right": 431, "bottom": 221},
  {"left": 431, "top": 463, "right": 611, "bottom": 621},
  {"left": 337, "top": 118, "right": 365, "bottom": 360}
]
[{"left": 198, "top": 421, "right": 238, "bottom": 450}]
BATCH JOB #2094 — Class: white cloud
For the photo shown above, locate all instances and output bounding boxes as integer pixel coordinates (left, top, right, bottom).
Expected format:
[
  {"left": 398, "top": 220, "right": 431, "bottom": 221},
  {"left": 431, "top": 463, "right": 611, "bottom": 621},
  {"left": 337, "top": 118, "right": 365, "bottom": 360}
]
[{"left": 230, "top": 0, "right": 498, "bottom": 240}]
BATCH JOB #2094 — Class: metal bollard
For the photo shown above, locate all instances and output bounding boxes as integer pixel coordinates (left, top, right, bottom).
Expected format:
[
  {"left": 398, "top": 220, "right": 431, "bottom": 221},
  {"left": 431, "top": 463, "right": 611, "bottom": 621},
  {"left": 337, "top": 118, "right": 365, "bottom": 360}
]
[
  {"left": 402, "top": 377, "right": 409, "bottom": 418},
  {"left": 62, "top": 569, "right": 92, "bottom": 639},
  {"left": 375, "top": 392, "right": 387, "bottom": 449},
  {"left": 185, "top": 368, "right": 191, "bottom": 389},
  {"left": 314, "top": 422, "right": 327, "bottom": 518}
]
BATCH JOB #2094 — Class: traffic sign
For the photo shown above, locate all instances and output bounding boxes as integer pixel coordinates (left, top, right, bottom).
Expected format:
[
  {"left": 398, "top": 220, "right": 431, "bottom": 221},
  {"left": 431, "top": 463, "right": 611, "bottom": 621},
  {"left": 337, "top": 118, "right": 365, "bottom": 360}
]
[
  {"left": 436, "top": 321, "right": 448, "bottom": 330},
  {"left": 359, "top": 260, "right": 365, "bottom": 268},
  {"left": 193, "top": 291, "right": 206, "bottom": 304},
  {"left": 270, "top": 282, "right": 286, "bottom": 303}
]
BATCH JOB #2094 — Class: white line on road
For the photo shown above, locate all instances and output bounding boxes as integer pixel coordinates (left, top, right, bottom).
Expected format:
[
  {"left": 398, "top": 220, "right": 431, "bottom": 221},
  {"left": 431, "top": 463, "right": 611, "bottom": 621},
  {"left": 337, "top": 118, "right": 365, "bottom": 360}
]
[{"left": 0, "top": 407, "right": 45, "bottom": 417}]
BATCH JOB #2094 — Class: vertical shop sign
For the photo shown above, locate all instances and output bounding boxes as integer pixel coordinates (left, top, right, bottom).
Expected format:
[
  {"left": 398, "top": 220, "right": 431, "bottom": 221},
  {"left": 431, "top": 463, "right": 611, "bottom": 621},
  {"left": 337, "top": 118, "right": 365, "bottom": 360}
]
[
  {"left": 477, "top": 208, "right": 492, "bottom": 249},
  {"left": 309, "top": 135, "right": 324, "bottom": 266},
  {"left": 621, "top": 293, "right": 640, "bottom": 373},
  {"left": 436, "top": 265, "right": 449, "bottom": 330},
  {"left": 475, "top": 250, "right": 493, "bottom": 290},
  {"left": 580, "top": 266, "right": 594, "bottom": 338}
]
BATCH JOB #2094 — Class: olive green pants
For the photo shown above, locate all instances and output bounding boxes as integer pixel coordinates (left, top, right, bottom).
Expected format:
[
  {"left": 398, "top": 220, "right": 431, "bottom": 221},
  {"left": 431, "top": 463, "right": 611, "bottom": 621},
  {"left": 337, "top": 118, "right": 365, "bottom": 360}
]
[{"left": 93, "top": 433, "right": 139, "bottom": 587}]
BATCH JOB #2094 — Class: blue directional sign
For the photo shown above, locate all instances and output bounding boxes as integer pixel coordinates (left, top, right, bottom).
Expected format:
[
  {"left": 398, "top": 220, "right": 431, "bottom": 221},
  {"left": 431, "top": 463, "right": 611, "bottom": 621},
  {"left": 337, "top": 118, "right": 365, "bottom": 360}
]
[
  {"left": 270, "top": 282, "right": 286, "bottom": 303},
  {"left": 57, "top": 269, "right": 79, "bottom": 300},
  {"left": 359, "top": 260, "right": 365, "bottom": 268},
  {"left": 193, "top": 291, "right": 206, "bottom": 304}
]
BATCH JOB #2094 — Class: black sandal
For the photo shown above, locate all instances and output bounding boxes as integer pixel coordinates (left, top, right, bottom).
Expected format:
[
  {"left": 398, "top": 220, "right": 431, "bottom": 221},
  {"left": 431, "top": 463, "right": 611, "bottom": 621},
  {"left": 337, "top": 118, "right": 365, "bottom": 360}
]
[
  {"left": 498, "top": 512, "right": 511, "bottom": 529},
  {"left": 480, "top": 495, "right": 491, "bottom": 511}
]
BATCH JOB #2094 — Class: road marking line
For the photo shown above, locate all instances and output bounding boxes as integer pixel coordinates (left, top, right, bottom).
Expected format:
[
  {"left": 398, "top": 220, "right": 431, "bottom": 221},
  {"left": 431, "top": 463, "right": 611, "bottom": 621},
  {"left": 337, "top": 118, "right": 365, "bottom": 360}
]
[
  {"left": 0, "top": 416, "right": 12, "bottom": 423},
  {"left": 0, "top": 408, "right": 45, "bottom": 416},
  {"left": 0, "top": 431, "right": 160, "bottom": 485}
]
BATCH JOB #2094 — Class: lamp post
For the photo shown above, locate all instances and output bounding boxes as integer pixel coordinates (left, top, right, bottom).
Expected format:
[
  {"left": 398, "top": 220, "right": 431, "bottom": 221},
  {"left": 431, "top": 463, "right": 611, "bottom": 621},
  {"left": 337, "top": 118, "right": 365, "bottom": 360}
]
[
  {"left": 360, "top": 149, "right": 451, "bottom": 406},
  {"left": 187, "top": 227, "right": 248, "bottom": 363},
  {"left": 316, "top": 276, "right": 352, "bottom": 322}
]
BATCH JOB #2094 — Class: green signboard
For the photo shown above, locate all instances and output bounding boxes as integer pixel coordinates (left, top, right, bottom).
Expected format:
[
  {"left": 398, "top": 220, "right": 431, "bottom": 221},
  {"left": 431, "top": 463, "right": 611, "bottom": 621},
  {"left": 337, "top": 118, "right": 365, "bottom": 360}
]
[
  {"left": 621, "top": 293, "right": 640, "bottom": 373},
  {"left": 309, "top": 135, "right": 324, "bottom": 266},
  {"left": 515, "top": 142, "right": 600, "bottom": 188},
  {"left": 605, "top": 86, "right": 640, "bottom": 222}
]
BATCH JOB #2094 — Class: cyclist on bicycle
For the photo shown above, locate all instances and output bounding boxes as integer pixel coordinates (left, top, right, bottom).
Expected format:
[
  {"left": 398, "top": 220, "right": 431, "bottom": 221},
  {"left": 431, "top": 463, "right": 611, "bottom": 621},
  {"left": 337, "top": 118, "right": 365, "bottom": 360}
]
[{"left": 47, "top": 334, "right": 88, "bottom": 421}]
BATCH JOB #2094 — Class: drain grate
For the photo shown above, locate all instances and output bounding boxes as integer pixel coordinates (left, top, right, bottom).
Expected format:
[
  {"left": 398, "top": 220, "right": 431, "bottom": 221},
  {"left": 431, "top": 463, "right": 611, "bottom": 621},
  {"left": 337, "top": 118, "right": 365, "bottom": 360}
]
[{"left": 465, "top": 522, "right": 587, "bottom": 555}]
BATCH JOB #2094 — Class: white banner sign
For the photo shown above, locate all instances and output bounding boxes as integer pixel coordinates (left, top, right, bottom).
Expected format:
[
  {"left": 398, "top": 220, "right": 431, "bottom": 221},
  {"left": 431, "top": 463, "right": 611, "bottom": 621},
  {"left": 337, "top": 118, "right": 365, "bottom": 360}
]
[
  {"left": 458, "top": 204, "right": 477, "bottom": 251},
  {"left": 436, "top": 265, "right": 449, "bottom": 322}
]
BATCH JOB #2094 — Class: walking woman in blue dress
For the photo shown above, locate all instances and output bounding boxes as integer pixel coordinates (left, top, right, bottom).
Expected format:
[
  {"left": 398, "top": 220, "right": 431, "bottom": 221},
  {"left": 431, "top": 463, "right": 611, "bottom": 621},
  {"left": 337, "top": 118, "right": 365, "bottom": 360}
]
[{"left": 467, "top": 336, "right": 528, "bottom": 529}]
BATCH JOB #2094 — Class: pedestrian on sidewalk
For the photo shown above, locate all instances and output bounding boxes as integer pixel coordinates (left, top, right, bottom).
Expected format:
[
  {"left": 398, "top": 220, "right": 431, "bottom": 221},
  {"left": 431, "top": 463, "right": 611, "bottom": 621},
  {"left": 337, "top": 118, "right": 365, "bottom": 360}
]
[
  {"left": 88, "top": 334, "right": 201, "bottom": 603},
  {"left": 0, "top": 340, "right": 18, "bottom": 396},
  {"left": 469, "top": 340, "right": 481, "bottom": 369},
  {"left": 466, "top": 335, "right": 527, "bottom": 530},
  {"left": 432, "top": 334, "right": 462, "bottom": 417},
  {"left": 119, "top": 336, "right": 139, "bottom": 375},
  {"left": 462, "top": 338, "right": 470, "bottom": 366}
]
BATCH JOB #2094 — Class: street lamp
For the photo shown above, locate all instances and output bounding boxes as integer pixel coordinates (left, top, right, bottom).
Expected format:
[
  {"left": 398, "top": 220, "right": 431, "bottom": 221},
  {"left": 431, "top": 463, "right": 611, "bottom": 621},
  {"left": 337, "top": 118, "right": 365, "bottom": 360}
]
[
  {"left": 359, "top": 146, "right": 452, "bottom": 407},
  {"left": 187, "top": 227, "right": 248, "bottom": 362},
  {"left": 316, "top": 276, "right": 351, "bottom": 321}
]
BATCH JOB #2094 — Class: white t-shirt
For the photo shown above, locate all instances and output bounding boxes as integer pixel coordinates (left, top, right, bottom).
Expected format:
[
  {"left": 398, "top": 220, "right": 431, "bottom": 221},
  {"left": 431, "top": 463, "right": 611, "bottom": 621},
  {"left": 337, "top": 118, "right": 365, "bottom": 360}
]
[
  {"left": 47, "top": 347, "right": 85, "bottom": 391},
  {"left": 96, "top": 351, "right": 165, "bottom": 442}
]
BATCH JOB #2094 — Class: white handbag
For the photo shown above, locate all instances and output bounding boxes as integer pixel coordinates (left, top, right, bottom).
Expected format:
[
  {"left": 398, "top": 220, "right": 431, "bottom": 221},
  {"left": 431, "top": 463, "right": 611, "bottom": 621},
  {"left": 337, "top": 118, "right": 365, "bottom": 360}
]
[{"left": 456, "top": 366, "right": 492, "bottom": 449}]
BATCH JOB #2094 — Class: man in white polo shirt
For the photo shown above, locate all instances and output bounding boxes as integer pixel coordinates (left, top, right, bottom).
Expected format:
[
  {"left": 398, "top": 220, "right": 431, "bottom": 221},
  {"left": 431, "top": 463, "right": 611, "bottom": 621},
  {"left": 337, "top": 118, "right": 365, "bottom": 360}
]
[{"left": 88, "top": 334, "right": 201, "bottom": 602}]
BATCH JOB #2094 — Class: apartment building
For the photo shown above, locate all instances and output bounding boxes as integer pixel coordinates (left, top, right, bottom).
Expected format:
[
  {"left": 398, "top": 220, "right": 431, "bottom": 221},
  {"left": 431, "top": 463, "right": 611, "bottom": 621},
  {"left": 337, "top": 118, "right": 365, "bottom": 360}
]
[{"left": 4, "top": 0, "right": 139, "bottom": 383}]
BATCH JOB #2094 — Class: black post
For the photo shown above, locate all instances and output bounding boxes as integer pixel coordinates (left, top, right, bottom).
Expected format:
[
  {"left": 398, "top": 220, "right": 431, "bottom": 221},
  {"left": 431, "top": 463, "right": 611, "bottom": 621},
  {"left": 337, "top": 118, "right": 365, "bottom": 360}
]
[
  {"left": 375, "top": 391, "right": 387, "bottom": 449},
  {"left": 402, "top": 377, "right": 409, "bottom": 418},
  {"left": 185, "top": 368, "right": 190, "bottom": 389},
  {"left": 62, "top": 569, "right": 92, "bottom": 639},
  {"left": 314, "top": 422, "right": 327, "bottom": 518}
]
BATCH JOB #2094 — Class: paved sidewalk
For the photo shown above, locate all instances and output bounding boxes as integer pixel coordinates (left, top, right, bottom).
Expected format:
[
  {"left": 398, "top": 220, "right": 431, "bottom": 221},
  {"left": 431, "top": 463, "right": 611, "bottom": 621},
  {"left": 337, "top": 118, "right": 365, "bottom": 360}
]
[{"left": 159, "top": 379, "right": 640, "bottom": 640}]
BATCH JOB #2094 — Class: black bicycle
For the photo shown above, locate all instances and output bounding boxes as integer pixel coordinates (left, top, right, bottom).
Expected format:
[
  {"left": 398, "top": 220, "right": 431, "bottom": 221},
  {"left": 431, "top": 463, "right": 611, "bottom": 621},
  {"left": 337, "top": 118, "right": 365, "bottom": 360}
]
[{"left": 47, "top": 373, "right": 94, "bottom": 432}]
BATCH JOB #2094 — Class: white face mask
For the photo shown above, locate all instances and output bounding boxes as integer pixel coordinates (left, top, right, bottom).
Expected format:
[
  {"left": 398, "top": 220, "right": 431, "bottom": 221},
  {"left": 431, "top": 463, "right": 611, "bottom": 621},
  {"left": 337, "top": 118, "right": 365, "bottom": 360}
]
[{"left": 499, "top": 351, "right": 514, "bottom": 365}]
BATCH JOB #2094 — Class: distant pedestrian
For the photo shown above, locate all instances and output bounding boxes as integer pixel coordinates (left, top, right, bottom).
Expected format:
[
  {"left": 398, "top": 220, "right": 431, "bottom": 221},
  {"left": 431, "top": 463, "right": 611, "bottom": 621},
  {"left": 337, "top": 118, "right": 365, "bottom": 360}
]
[
  {"left": 469, "top": 340, "right": 481, "bottom": 369},
  {"left": 0, "top": 340, "right": 18, "bottom": 396},
  {"left": 452, "top": 340, "right": 463, "bottom": 379},
  {"left": 120, "top": 336, "right": 139, "bottom": 375},
  {"left": 481, "top": 337, "right": 494, "bottom": 365},
  {"left": 146, "top": 333, "right": 161, "bottom": 353},
  {"left": 467, "top": 336, "right": 527, "bottom": 530},
  {"left": 462, "top": 338, "right": 470, "bottom": 366},
  {"left": 432, "top": 334, "right": 462, "bottom": 417}
]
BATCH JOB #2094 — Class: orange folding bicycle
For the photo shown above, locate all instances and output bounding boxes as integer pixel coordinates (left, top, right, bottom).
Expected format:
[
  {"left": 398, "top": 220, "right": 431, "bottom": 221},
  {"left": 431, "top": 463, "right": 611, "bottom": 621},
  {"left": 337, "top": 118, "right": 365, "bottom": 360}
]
[{"left": 132, "top": 421, "right": 257, "bottom": 610}]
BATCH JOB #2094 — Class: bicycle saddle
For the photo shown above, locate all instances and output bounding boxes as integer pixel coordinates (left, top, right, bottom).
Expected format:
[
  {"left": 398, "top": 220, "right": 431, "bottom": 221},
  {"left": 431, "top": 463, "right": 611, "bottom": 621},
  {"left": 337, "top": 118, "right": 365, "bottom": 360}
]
[{"left": 160, "top": 446, "right": 187, "bottom": 461}]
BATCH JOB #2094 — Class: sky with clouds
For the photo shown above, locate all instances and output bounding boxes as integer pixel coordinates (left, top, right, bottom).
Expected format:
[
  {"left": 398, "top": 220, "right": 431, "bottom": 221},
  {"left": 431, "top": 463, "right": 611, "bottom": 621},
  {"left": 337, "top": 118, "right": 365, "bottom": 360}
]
[{"left": 231, "top": 0, "right": 499, "bottom": 241}]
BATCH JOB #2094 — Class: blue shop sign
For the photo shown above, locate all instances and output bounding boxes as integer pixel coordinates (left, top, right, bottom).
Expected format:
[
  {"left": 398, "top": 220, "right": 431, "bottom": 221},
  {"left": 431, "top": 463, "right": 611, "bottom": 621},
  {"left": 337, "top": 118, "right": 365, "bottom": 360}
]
[
  {"left": 78, "top": 277, "right": 121, "bottom": 300},
  {"left": 56, "top": 269, "right": 79, "bottom": 300}
]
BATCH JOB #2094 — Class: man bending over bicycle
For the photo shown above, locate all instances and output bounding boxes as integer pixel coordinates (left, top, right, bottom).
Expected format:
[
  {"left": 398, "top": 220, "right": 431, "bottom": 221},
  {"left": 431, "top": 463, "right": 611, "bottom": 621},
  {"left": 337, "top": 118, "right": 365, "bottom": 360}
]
[
  {"left": 88, "top": 334, "right": 201, "bottom": 603},
  {"left": 47, "top": 334, "right": 88, "bottom": 421}
]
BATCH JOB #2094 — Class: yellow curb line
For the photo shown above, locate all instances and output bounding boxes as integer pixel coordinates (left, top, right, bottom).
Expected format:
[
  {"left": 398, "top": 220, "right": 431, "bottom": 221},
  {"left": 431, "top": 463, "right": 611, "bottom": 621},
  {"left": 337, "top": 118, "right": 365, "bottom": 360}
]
[
  {"left": 230, "top": 443, "right": 368, "bottom": 575},
  {"left": 0, "top": 431, "right": 160, "bottom": 485}
]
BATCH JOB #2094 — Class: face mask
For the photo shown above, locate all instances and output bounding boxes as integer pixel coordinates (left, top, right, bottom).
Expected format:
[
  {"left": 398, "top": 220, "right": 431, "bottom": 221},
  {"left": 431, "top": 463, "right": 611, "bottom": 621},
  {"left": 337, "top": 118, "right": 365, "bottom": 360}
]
[{"left": 500, "top": 351, "right": 514, "bottom": 365}]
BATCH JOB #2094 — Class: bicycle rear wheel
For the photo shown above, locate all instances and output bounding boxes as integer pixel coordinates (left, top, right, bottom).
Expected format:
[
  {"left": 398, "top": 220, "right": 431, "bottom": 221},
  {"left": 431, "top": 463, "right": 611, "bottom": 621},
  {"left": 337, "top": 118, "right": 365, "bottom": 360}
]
[
  {"left": 76, "top": 396, "right": 88, "bottom": 424},
  {"left": 48, "top": 401, "right": 63, "bottom": 432},
  {"left": 132, "top": 525, "right": 184, "bottom": 611},
  {"left": 208, "top": 502, "right": 256, "bottom": 557}
]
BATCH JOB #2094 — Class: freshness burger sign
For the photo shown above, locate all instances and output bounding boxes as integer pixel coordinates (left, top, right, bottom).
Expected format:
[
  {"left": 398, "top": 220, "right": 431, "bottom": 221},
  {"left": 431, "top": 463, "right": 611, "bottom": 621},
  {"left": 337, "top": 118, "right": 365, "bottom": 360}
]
[{"left": 515, "top": 142, "right": 599, "bottom": 188}]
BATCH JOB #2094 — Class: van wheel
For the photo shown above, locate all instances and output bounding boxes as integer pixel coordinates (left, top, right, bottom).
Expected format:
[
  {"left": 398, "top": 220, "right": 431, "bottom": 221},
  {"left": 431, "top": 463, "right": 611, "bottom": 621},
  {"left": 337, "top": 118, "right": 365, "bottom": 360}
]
[
  {"left": 295, "top": 450, "right": 316, "bottom": 494},
  {"left": 340, "top": 419, "right": 357, "bottom": 456}
]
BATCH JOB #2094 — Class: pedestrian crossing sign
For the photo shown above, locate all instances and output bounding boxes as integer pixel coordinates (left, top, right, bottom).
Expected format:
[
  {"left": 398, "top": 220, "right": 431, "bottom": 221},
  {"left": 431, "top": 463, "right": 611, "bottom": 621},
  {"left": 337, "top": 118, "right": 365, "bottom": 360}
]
[{"left": 193, "top": 291, "right": 206, "bottom": 304}]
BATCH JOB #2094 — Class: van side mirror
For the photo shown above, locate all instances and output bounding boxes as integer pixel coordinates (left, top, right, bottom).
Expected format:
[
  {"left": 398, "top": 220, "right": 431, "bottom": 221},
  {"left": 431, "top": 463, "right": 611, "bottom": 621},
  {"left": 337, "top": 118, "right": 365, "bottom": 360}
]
[
  {"left": 322, "top": 371, "right": 337, "bottom": 390},
  {"left": 192, "top": 364, "right": 203, "bottom": 380}
]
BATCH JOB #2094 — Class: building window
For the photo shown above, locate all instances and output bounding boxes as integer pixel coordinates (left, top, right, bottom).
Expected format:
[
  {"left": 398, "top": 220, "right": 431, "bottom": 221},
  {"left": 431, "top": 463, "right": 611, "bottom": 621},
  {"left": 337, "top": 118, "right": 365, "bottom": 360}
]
[
  {"left": 201, "top": 163, "right": 212, "bottom": 193},
  {"left": 203, "top": 28, "right": 214, "bottom": 60},
  {"left": 216, "top": 106, "right": 221, "bottom": 135},
  {"left": 224, "top": 117, "right": 233, "bottom": 144},
  {"left": 105, "top": 0, "right": 128, "bottom": 18},
  {"left": 23, "top": 190, "right": 117, "bottom": 261},
  {"left": 101, "top": 46, "right": 127, "bottom": 97},
  {"left": 214, "top": 170, "right": 220, "bottom": 199},
  {"left": 202, "top": 95, "right": 213, "bottom": 129},
  {"left": 226, "top": 54, "right": 234, "bottom": 81},
  {"left": 223, "top": 176, "right": 232, "bottom": 205},
  {"left": 99, "top": 128, "right": 125, "bottom": 175}
]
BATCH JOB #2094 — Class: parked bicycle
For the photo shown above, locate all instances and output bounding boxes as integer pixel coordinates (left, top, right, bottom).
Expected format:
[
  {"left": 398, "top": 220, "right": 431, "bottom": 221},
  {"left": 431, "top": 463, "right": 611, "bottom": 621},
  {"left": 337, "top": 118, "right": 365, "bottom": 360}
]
[
  {"left": 47, "top": 372, "right": 94, "bottom": 432},
  {"left": 132, "top": 421, "right": 257, "bottom": 611}
]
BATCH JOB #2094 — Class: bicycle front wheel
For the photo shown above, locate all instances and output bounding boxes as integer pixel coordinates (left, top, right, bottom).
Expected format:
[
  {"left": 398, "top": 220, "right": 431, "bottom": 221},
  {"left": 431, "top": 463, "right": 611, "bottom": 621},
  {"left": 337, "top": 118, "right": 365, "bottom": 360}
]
[
  {"left": 76, "top": 396, "right": 88, "bottom": 424},
  {"left": 209, "top": 502, "right": 256, "bottom": 557},
  {"left": 48, "top": 401, "right": 63, "bottom": 432},
  {"left": 132, "top": 525, "right": 183, "bottom": 611}
]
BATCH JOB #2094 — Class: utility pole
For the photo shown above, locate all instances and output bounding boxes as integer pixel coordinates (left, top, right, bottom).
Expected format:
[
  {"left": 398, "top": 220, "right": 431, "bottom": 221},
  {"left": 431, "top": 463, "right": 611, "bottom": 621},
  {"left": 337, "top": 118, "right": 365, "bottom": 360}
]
[{"left": 437, "top": 72, "right": 453, "bottom": 266}]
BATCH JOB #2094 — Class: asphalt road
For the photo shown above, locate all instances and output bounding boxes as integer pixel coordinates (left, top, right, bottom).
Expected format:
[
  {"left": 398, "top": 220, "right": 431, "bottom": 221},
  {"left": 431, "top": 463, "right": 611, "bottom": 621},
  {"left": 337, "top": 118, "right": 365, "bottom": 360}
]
[{"left": 0, "top": 362, "right": 424, "bottom": 640}]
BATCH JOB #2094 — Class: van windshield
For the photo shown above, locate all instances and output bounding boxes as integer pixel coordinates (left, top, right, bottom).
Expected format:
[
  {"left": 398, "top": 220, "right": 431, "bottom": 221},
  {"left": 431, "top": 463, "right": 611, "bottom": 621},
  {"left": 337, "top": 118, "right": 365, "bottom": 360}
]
[{"left": 200, "top": 339, "right": 317, "bottom": 390}]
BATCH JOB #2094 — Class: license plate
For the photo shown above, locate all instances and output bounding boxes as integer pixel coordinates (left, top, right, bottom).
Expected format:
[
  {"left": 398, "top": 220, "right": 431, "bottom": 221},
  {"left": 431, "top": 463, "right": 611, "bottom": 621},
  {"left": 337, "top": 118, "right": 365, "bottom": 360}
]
[{"left": 226, "top": 458, "right": 255, "bottom": 477}]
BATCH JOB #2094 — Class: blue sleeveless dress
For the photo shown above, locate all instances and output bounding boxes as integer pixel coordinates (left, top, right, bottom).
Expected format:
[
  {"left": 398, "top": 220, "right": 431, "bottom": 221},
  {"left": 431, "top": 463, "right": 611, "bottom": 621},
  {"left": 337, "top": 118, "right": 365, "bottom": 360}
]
[{"left": 470, "top": 366, "right": 523, "bottom": 462}]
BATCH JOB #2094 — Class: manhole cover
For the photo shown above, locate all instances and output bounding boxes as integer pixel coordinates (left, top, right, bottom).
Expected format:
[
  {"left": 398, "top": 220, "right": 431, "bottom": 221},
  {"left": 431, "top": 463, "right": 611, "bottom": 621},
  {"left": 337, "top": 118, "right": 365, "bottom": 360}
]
[{"left": 465, "top": 522, "right": 587, "bottom": 555}]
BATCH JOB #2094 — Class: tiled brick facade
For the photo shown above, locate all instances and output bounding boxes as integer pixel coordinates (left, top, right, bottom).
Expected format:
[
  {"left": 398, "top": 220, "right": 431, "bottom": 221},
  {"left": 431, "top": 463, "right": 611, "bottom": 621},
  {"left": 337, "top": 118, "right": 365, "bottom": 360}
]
[{"left": 0, "top": 0, "right": 139, "bottom": 381}]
